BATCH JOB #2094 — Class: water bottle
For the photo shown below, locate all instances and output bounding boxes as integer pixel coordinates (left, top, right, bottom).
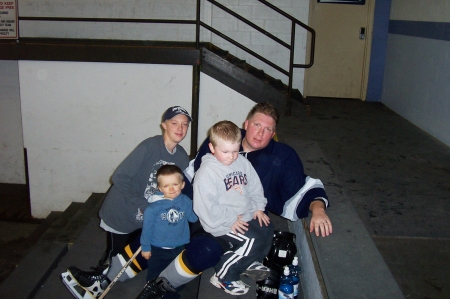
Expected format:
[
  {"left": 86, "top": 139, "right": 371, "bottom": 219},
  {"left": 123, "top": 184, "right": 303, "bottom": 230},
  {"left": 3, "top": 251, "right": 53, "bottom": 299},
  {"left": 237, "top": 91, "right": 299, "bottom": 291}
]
[
  {"left": 278, "top": 266, "right": 293, "bottom": 299},
  {"left": 289, "top": 257, "right": 301, "bottom": 299}
]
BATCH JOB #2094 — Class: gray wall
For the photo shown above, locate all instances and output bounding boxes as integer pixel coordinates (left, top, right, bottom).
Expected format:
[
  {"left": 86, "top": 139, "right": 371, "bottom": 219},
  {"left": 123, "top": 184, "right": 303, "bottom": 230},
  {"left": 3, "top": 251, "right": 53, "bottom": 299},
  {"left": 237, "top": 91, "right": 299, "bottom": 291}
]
[
  {"left": 0, "top": 60, "right": 25, "bottom": 184},
  {"left": 382, "top": 0, "right": 450, "bottom": 147}
]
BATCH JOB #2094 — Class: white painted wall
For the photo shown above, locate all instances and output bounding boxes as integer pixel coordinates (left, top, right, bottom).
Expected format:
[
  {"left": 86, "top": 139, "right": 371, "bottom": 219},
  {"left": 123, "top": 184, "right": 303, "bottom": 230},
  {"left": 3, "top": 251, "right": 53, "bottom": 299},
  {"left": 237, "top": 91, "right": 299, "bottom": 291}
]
[
  {"left": 198, "top": 73, "right": 256, "bottom": 147},
  {"left": 0, "top": 60, "right": 26, "bottom": 184},
  {"left": 17, "top": 61, "right": 256, "bottom": 218},
  {"left": 19, "top": 61, "right": 193, "bottom": 218}
]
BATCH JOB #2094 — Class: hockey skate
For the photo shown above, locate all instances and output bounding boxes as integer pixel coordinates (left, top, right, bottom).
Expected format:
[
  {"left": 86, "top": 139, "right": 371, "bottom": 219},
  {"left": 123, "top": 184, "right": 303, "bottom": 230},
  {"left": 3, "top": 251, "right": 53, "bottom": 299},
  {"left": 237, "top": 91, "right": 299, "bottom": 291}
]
[{"left": 61, "top": 266, "right": 110, "bottom": 299}]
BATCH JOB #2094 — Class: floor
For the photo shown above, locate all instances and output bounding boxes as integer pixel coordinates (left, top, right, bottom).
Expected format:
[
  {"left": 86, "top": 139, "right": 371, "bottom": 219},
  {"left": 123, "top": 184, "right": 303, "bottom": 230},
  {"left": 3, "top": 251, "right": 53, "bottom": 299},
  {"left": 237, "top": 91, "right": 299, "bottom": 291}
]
[
  {"left": 280, "top": 98, "right": 450, "bottom": 299},
  {"left": 1, "top": 98, "right": 449, "bottom": 298}
]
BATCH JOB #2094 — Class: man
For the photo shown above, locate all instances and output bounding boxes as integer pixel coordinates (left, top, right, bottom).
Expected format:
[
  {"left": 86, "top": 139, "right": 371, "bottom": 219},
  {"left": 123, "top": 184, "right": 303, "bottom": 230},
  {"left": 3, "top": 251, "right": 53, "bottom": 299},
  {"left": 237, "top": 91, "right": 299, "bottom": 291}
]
[
  {"left": 62, "top": 102, "right": 332, "bottom": 299},
  {"left": 134, "top": 102, "right": 332, "bottom": 299}
]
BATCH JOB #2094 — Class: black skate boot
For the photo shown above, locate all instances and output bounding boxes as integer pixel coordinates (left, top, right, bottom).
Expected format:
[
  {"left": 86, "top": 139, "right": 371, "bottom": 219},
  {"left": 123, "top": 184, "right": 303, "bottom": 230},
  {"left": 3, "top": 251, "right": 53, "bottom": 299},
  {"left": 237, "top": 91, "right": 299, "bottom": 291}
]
[
  {"left": 90, "top": 251, "right": 111, "bottom": 273},
  {"left": 135, "top": 277, "right": 176, "bottom": 299},
  {"left": 61, "top": 266, "right": 110, "bottom": 299}
]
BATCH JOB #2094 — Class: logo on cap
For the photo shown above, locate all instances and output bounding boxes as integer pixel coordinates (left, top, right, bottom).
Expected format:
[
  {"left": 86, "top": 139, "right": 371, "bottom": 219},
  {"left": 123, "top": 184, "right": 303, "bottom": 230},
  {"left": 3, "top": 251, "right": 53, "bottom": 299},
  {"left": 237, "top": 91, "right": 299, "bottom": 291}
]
[{"left": 164, "top": 106, "right": 193, "bottom": 121}]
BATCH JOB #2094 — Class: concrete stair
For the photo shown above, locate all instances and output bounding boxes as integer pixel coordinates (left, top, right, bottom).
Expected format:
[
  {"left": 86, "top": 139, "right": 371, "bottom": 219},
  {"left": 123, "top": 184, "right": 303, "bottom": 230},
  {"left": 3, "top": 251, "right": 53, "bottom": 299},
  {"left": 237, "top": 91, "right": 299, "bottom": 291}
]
[{"left": 0, "top": 193, "right": 105, "bottom": 299}]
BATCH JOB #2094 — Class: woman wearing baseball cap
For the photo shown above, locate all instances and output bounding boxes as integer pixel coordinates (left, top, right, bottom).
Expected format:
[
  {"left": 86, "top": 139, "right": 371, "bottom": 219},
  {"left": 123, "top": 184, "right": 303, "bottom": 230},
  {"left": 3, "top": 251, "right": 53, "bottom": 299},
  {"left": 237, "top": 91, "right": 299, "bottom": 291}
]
[
  {"left": 63, "top": 106, "right": 193, "bottom": 295},
  {"left": 99, "top": 106, "right": 192, "bottom": 266}
]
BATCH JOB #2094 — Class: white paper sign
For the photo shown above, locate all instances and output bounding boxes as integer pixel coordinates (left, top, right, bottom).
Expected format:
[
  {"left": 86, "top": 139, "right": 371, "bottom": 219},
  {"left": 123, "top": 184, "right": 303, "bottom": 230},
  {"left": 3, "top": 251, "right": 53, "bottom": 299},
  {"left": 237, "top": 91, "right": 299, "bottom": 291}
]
[{"left": 0, "top": 0, "right": 18, "bottom": 39}]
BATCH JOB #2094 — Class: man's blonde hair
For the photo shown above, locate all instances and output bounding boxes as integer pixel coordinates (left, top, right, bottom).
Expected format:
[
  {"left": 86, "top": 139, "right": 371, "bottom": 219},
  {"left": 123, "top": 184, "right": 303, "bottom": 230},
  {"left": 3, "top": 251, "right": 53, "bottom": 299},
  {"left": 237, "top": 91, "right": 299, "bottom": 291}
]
[
  {"left": 246, "top": 102, "right": 279, "bottom": 127},
  {"left": 209, "top": 120, "right": 242, "bottom": 147}
]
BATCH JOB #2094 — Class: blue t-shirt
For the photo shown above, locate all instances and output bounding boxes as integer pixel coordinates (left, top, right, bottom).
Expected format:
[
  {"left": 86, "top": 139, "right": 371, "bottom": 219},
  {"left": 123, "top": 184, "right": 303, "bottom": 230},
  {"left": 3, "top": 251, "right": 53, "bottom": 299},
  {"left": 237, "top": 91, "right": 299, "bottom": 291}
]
[{"left": 140, "top": 192, "right": 198, "bottom": 252}]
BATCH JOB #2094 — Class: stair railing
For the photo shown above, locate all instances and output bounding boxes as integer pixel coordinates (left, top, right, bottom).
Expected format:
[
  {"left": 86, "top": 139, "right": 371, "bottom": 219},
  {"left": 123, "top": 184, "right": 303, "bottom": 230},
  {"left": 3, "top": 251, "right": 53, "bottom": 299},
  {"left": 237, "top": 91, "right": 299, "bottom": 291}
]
[
  {"left": 18, "top": 0, "right": 315, "bottom": 114},
  {"left": 196, "top": 0, "right": 316, "bottom": 113}
]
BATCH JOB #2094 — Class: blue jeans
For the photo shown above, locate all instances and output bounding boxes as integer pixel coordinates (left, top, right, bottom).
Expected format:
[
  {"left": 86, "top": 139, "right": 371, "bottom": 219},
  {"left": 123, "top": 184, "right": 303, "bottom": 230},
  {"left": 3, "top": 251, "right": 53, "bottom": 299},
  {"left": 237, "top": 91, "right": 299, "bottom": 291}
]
[{"left": 146, "top": 245, "right": 184, "bottom": 281}]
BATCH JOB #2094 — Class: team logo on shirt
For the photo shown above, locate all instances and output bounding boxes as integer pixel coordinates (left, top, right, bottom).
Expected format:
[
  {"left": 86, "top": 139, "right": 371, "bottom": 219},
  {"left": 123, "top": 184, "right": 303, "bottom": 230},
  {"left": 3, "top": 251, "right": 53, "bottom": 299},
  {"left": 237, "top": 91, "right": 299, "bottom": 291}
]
[
  {"left": 161, "top": 206, "right": 185, "bottom": 226},
  {"left": 134, "top": 208, "right": 144, "bottom": 221},
  {"left": 224, "top": 171, "right": 248, "bottom": 192},
  {"left": 144, "top": 160, "right": 175, "bottom": 200}
]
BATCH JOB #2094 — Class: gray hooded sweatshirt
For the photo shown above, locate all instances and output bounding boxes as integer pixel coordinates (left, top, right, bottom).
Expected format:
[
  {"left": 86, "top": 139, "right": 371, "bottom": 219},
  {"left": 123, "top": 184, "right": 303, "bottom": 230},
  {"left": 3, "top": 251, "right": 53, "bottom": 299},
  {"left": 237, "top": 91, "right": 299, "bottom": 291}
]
[
  {"left": 193, "top": 154, "right": 267, "bottom": 237},
  {"left": 99, "top": 135, "right": 189, "bottom": 233}
]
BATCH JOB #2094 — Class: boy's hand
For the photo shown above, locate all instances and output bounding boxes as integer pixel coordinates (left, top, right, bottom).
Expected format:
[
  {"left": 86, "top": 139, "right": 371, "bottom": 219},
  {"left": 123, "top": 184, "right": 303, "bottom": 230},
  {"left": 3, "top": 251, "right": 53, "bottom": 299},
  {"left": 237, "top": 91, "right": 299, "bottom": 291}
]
[
  {"left": 142, "top": 251, "right": 151, "bottom": 260},
  {"left": 253, "top": 210, "right": 270, "bottom": 227},
  {"left": 231, "top": 215, "right": 248, "bottom": 235}
]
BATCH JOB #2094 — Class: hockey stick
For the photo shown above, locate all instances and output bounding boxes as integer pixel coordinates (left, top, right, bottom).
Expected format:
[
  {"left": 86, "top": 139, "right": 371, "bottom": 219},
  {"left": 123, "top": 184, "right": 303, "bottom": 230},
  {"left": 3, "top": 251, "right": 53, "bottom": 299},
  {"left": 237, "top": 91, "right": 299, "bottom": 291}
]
[{"left": 98, "top": 246, "right": 142, "bottom": 299}]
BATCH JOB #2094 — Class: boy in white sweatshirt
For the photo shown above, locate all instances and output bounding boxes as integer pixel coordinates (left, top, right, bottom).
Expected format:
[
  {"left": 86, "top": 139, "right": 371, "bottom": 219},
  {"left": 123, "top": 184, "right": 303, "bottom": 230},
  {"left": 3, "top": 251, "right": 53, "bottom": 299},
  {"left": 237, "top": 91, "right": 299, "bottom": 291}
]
[{"left": 193, "top": 120, "right": 273, "bottom": 296}]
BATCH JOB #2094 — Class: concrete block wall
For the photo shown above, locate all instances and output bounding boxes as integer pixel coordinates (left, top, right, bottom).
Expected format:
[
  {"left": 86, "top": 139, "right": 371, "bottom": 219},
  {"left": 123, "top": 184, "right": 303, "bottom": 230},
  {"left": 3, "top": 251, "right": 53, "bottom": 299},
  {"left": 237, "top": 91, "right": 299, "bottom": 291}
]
[
  {"left": 381, "top": 0, "right": 450, "bottom": 147},
  {"left": 18, "top": 0, "right": 309, "bottom": 91},
  {"left": 19, "top": 0, "right": 198, "bottom": 41},
  {"left": 0, "top": 60, "right": 25, "bottom": 184},
  {"left": 1, "top": 0, "right": 312, "bottom": 190},
  {"left": 208, "top": 0, "right": 309, "bottom": 92}
]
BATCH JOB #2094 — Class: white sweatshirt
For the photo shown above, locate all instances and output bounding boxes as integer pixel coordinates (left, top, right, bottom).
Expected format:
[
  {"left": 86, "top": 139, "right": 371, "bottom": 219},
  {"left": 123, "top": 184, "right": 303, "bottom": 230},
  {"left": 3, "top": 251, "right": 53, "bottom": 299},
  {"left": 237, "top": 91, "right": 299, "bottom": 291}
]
[{"left": 193, "top": 154, "right": 267, "bottom": 237}]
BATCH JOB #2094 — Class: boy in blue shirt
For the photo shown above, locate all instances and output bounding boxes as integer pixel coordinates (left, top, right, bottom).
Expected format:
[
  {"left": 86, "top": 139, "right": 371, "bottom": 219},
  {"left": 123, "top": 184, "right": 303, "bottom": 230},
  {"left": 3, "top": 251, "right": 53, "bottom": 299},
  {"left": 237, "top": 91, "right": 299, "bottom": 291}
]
[{"left": 141, "top": 164, "right": 198, "bottom": 282}]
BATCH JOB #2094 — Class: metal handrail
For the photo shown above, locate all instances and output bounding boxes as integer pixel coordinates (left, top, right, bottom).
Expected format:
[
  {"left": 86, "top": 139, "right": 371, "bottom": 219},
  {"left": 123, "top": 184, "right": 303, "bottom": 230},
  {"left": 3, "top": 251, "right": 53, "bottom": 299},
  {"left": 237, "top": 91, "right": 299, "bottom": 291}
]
[
  {"left": 18, "top": 0, "right": 315, "bottom": 110},
  {"left": 200, "top": 21, "right": 289, "bottom": 77},
  {"left": 18, "top": 1, "right": 315, "bottom": 68},
  {"left": 202, "top": 0, "right": 316, "bottom": 111},
  {"left": 19, "top": 16, "right": 197, "bottom": 25}
]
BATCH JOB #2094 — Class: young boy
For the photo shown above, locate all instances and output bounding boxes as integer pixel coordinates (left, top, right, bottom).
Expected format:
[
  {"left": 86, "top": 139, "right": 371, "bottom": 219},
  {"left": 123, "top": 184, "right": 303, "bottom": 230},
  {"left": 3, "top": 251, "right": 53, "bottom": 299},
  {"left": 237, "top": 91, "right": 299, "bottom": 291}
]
[
  {"left": 141, "top": 164, "right": 198, "bottom": 282},
  {"left": 193, "top": 120, "right": 273, "bottom": 295}
]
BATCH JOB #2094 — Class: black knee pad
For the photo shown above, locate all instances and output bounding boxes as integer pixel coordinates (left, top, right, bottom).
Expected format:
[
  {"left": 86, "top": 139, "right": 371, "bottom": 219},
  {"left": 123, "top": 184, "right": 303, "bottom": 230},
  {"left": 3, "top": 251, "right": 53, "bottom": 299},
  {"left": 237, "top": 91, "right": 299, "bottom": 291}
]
[
  {"left": 183, "top": 234, "right": 224, "bottom": 273},
  {"left": 264, "top": 230, "right": 297, "bottom": 272}
]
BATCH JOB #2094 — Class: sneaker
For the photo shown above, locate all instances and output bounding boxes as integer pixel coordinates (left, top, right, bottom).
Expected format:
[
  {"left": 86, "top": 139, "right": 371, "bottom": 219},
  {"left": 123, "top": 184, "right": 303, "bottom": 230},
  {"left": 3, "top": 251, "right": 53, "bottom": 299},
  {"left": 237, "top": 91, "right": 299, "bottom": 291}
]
[
  {"left": 61, "top": 266, "right": 110, "bottom": 299},
  {"left": 135, "top": 277, "right": 176, "bottom": 299},
  {"left": 210, "top": 274, "right": 249, "bottom": 295},
  {"left": 242, "top": 261, "right": 271, "bottom": 281}
]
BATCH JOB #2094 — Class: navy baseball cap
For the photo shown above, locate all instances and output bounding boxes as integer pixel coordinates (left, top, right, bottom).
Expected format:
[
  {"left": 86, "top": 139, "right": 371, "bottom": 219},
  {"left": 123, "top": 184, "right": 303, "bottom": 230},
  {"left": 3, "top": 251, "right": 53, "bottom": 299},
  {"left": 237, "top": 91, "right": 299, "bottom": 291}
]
[{"left": 163, "top": 106, "right": 193, "bottom": 122}]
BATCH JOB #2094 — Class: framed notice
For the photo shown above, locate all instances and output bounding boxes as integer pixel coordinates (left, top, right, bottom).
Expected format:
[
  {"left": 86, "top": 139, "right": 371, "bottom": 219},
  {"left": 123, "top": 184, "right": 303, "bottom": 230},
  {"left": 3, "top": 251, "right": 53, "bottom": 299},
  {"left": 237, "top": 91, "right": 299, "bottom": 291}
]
[{"left": 0, "top": 0, "right": 18, "bottom": 39}]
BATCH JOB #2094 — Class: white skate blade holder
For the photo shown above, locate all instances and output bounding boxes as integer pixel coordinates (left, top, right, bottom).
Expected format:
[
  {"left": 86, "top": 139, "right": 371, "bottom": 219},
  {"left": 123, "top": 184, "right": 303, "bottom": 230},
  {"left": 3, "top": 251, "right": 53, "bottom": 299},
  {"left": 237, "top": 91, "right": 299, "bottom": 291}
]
[
  {"left": 98, "top": 246, "right": 142, "bottom": 299},
  {"left": 61, "top": 271, "right": 96, "bottom": 299},
  {"left": 61, "top": 246, "right": 142, "bottom": 299}
]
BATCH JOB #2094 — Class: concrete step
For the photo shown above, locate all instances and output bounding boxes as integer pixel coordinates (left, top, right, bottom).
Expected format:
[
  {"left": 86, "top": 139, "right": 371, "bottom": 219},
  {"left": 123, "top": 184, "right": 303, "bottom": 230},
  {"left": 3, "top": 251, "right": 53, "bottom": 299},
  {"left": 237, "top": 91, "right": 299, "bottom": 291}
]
[
  {"left": 0, "top": 193, "right": 105, "bottom": 299},
  {"left": 0, "top": 190, "right": 306, "bottom": 299},
  {"left": 33, "top": 215, "right": 201, "bottom": 299}
]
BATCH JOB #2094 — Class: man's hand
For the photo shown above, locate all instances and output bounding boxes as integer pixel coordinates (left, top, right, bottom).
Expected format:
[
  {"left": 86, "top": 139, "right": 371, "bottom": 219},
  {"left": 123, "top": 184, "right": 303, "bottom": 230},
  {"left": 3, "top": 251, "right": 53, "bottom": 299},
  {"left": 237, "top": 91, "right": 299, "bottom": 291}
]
[
  {"left": 142, "top": 251, "right": 151, "bottom": 260},
  {"left": 231, "top": 215, "right": 249, "bottom": 235},
  {"left": 253, "top": 210, "right": 270, "bottom": 227},
  {"left": 309, "top": 200, "right": 332, "bottom": 237}
]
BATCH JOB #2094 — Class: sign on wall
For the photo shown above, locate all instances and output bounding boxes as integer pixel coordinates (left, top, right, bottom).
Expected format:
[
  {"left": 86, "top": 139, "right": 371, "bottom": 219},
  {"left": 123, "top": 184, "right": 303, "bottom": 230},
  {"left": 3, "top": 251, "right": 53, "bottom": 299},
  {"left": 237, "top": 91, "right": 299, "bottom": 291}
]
[{"left": 0, "top": 0, "right": 17, "bottom": 39}]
